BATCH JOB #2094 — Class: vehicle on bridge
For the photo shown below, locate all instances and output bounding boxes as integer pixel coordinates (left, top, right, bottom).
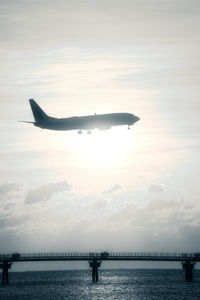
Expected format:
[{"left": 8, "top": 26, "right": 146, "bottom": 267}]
[
  {"left": 100, "top": 251, "right": 109, "bottom": 259},
  {"left": 20, "top": 99, "right": 140, "bottom": 134}
]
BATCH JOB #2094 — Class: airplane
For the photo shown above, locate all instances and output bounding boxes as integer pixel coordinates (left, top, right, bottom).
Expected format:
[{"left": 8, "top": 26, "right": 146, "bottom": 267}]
[{"left": 21, "top": 99, "right": 140, "bottom": 134}]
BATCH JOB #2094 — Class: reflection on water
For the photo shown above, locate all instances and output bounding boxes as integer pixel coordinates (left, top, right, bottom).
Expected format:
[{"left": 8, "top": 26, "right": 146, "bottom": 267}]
[{"left": 0, "top": 269, "right": 200, "bottom": 300}]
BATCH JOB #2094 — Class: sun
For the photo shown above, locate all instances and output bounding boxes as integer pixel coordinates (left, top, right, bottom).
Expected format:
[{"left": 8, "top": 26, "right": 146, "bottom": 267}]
[{"left": 68, "top": 127, "right": 134, "bottom": 168}]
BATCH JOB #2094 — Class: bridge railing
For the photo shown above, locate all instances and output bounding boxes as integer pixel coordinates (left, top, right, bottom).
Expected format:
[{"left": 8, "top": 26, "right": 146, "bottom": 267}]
[{"left": 0, "top": 252, "right": 200, "bottom": 261}]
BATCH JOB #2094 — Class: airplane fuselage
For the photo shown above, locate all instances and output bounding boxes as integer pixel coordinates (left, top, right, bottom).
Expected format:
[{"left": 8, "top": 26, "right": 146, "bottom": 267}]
[{"left": 35, "top": 113, "right": 138, "bottom": 131}]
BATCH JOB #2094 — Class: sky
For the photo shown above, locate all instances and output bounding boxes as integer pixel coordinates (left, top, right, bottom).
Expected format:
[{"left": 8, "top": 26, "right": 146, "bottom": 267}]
[{"left": 0, "top": 0, "right": 200, "bottom": 270}]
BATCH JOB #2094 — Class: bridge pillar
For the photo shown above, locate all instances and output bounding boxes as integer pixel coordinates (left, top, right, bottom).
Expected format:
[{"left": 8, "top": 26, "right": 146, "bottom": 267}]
[
  {"left": 0, "top": 261, "right": 12, "bottom": 285},
  {"left": 182, "top": 260, "right": 195, "bottom": 282},
  {"left": 89, "top": 259, "right": 101, "bottom": 282}
]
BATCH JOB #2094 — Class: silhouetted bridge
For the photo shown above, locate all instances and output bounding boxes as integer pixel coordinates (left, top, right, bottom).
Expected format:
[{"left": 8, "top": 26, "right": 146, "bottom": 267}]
[{"left": 1, "top": 251, "right": 200, "bottom": 284}]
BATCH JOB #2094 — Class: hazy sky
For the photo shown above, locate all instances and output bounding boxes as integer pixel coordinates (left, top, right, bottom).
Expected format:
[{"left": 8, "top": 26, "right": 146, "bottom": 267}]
[{"left": 0, "top": 0, "right": 200, "bottom": 270}]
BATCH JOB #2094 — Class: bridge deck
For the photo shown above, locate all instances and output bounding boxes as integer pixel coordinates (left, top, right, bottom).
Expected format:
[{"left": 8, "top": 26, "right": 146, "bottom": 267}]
[{"left": 0, "top": 252, "right": 200, "bottom": 262}]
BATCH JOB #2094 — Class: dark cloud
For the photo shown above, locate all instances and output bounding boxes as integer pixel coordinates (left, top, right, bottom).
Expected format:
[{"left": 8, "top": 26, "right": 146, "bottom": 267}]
[
  {"left": 102, "top": 184, "right": 122, "bottom": 195},
  {"left": 25, "top": 181, "right": 72, "bottom": 204},
  {"left": 147, "top": 183, "right": 165, "bottom": 193}
]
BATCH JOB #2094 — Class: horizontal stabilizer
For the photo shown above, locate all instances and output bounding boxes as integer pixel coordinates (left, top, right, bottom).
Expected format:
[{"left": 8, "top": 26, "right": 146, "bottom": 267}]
[{"left": 19, "top": 121, "right": 35, "bottom": 124}]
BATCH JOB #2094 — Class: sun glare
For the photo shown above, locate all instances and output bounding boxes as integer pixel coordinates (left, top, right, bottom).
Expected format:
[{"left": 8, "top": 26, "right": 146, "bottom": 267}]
[{"left": 67, "top": 128, "right": 134, "bottom": 168}]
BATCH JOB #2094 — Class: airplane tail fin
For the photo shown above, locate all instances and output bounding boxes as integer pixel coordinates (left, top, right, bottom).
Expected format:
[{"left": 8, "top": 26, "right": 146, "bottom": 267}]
[{"left": 29, "top": 99, "right": 48, "bottom": 123}]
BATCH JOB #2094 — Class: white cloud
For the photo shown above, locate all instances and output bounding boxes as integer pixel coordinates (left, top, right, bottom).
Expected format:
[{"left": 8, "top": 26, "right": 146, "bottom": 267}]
[
  {"left": 4, "top": 203, "right": 15, "bottom": 211},
  {"left": 0, "top": 183, "right": 19, "bottom": 195},
  {"left": 25, "top": 180, "right": 72, "bottom": 204},
  {"left": 0, "top": 184, "right": 20, "bottom": 202},
  {"left": 102, "top": 184, "right": 123, "bottom": 195},
  {"left": 147, "top": 183, "right": 165, "bottom": 193}
]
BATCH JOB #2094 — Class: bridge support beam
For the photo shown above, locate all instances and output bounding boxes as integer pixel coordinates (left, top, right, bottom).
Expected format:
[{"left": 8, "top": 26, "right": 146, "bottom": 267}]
[
  {"left": 182, "top": 260, "right": 195, "bottom": 282},
  {"left": 89, "top": 259, "right": 101, "bottom": 282},
  {"left": 0, "top": 261, "right": 12, "bottom": 285}
]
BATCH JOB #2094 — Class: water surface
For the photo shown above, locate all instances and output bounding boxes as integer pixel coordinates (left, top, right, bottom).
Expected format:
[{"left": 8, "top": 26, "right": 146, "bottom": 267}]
[{"left": 0, "top": 269, "right": 200, "bottom": 300}]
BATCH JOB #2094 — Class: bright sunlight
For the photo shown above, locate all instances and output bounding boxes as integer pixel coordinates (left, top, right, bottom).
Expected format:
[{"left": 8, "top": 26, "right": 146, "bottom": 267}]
[{"left": 68, "top": 127, "right": 135, "bottom": 168}]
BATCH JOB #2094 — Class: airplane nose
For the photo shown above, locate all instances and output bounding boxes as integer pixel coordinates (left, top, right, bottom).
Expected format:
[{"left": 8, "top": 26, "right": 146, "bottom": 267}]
[{"left": 135, "top": 116, "right": 140, "bottom": 122}]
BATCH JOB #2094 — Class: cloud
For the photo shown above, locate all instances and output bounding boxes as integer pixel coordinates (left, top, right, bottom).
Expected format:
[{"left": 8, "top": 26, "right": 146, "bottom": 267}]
[
  {"left": 0, "top": 180, "right": 200, "bottom": 254},
  {"left": 147, "top": 198, "right": 179, "bottom": 211},
  {"left": 25, "top": 181, "right": 72, "bottom": 204},
  {"left": 4, "top": 203, "right": 15, "bottom": 211},
  {"left": 102, "top": 184, "right": 123, "bottom": 195},
  {"left": 1, "top": 0, "right": 199, "bottom": 52},
  {"left": 93, "top": 199, "right": 107, "bottom": 210},
  {"left": 147, "top": 183, "right": 165, "bottom": 193},
  {"left": 0, "top": 183, "right": 20, "bottom": 199}
]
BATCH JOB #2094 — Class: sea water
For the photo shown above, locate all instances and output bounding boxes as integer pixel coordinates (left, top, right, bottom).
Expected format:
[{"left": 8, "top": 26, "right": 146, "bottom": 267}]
[{"left": 0, "top": 269, "right": 200, "bottom": 300}]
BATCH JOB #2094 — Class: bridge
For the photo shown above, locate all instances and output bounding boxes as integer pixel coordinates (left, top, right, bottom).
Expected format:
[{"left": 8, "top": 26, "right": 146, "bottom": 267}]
[{"left": 0, "top": 251, "right": 200, "bottom": 285}]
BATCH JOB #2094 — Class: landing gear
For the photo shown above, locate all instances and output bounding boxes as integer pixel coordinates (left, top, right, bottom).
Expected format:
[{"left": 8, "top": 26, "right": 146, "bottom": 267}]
[
  {"left": 128, "top": 126, "right": 131, "bottom": 130},
  {"left": 77, "top": 130, "right": 92, "bottom": 134}
]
